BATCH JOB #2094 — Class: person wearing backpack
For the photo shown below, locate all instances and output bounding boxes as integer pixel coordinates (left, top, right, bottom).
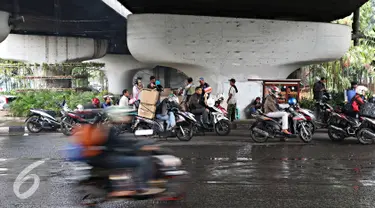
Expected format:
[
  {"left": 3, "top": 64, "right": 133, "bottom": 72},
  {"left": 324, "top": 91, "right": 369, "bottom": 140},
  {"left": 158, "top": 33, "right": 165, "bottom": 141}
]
[
  {"left": 343, "top": 86, "right": 366, "bottom": 126},
  {"left": 344, "top": 81, "right": 358, "bottom": 103}
]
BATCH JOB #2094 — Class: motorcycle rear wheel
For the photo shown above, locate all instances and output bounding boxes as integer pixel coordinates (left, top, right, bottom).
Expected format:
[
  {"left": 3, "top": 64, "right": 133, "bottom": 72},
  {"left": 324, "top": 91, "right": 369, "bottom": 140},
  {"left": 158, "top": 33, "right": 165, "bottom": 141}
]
[
  {"left": 250, "top": 123, "right": 270, "bottom": 143},
  {"left": 357, "top": 128, "right": 375, "bottom": 145},
  {"left": 214, "top": 120, "right": 231, "bottom": 136},
  {"left": 176, "top": 124, "right": 193, "bottom": 141},
  {"left": 328, "top": 126, "right": 345, "bottom": 142},
  {"left": 26, "top": 115, "right": 43, "bottom": 133}
]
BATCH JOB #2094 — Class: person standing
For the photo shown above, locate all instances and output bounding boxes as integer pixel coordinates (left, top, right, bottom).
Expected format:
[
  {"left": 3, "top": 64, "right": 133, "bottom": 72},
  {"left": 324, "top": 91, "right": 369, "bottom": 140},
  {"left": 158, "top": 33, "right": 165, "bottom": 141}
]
[
  {"left": 132, "top": 77, "right": 143, "bottom": 101},
  {"left": 313, "top": 77, "right": 326, "bottom": 120},
  {"left": 227, "top": 78, "right": 238, "bottom": 122},
  {"left": 313, "top": 77, "right": 326, "bottom": 102},
  {"left": 119, "top": 89, "right": 130, "bottom": 107}
]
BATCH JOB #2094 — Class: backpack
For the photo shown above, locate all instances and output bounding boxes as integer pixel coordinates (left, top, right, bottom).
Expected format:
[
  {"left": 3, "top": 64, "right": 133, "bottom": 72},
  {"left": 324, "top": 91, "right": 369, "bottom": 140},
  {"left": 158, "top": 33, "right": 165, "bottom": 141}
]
[{"left": 342, "top": 95, "right": 357, "bottom": 113}]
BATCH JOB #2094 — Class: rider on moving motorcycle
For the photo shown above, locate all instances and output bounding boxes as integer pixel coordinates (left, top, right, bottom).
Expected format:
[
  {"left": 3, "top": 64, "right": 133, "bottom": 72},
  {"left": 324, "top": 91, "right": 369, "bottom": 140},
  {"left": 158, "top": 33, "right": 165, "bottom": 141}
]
[
  {"left": 263, "top": 86, "right": 292, "bottom": 138},
  {"left": 74, "top": 118, "right": 162, "bottom": 197}
]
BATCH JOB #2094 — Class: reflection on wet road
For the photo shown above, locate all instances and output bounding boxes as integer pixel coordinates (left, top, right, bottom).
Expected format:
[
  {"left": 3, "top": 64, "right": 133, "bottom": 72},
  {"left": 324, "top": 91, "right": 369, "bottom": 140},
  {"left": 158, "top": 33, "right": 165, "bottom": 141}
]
[{"left": 1, "top": 132, "right": 375, "bottom": 207}]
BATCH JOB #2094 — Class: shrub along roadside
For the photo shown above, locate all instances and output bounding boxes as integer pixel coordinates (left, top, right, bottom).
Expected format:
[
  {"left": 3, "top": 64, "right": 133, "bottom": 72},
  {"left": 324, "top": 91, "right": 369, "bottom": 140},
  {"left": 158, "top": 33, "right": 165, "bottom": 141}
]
[{"left": 5, "top": 91, "right": 111, "bottom": 117}]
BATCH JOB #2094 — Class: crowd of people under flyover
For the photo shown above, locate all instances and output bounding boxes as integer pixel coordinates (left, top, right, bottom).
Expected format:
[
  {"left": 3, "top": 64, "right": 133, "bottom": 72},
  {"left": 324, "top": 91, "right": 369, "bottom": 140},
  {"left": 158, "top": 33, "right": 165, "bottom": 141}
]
[{"left": 83, "top": 75, "right": 239, "bottom": 129}]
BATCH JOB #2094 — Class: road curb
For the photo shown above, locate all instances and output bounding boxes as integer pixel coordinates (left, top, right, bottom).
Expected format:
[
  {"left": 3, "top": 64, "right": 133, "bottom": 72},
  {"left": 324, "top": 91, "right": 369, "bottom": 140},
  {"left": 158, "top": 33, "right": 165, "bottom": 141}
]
[
  {"left": 0, "top": 126, "right": 27, "bottom": 135},
  {"left": 0, "top": 126, "right": 59, "bottom": 135}
]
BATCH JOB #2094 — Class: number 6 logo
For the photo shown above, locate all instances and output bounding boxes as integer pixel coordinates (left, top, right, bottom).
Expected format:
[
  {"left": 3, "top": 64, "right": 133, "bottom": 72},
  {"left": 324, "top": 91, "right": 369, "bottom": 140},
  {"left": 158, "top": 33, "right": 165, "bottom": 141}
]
[{"left": 13, "top": 160, "right": 45, "bottom": 199}]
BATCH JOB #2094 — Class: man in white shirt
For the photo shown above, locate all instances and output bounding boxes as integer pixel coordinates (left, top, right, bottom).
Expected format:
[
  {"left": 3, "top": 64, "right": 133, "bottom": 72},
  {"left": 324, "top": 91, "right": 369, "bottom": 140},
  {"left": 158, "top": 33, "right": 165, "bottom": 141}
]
[
  {"left": 227, "top": 78, "right": 238, "bottom": 121},
  {"left": 119, "top": 89, "right": 130, "bottom": 107},
  {"left": 132, "top": 78, "right": 143, "bottom": 101}
]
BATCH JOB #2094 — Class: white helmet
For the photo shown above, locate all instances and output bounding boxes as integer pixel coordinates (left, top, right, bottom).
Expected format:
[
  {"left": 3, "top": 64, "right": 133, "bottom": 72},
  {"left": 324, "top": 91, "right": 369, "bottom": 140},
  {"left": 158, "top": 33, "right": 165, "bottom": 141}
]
[
  {"left": 356, "top": 85, "right": 368, "bottom": 95},
  {"left": 268, "top": 86, "right": 281, "bottom": 97},
  {"left": 77, "top": 104, "right": 84, "bottom": 111}
]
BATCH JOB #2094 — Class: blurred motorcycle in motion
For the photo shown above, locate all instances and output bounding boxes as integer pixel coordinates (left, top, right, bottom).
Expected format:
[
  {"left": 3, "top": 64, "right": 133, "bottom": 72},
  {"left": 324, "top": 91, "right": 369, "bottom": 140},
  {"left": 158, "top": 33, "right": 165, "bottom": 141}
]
[{"left": 62, "top": 107, "right": 189, "bottom": 206}]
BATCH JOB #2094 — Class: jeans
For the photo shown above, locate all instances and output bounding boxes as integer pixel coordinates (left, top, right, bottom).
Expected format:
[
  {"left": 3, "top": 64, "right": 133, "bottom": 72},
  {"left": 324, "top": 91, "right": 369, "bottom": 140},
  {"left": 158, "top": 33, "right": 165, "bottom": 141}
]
[
  {"left": 88, "top": 153, "right": 153, "bottom": 190},
  {"left": 156, "top": 112, "right": 176, "bottom": 130},
  {"left": 266, "top": 111, "right": 289, "bottom": 130},
  {"left": 191, "top": 108, "right": 209, "bottom": 124}
]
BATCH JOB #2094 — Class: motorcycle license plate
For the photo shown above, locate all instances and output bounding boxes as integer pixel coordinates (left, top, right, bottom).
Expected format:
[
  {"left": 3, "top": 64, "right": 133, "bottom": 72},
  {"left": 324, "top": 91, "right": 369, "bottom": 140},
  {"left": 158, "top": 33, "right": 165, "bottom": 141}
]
[{"left": 135, "top": 129, "right": 154, "bottom": 136}]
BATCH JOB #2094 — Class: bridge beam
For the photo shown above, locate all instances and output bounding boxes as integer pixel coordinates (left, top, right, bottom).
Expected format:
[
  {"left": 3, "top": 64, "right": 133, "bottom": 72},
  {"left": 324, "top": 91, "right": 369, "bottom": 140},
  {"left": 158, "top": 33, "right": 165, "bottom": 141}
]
[{"left": 0, "top": 34, "right": 108, "bottom": 63}]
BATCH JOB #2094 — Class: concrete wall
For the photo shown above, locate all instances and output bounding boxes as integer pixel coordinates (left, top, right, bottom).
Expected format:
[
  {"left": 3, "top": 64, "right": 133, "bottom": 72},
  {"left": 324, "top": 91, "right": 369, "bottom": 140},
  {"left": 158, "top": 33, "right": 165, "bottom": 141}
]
[
  {"left": 0, "top": 11, "right": 10, "bottom": 43},
  {"left": 0, "top": 34, "right": 108, "bottom": 63},
  {"left": 127, "top": 14, "right": 351, "bottom": 94}
]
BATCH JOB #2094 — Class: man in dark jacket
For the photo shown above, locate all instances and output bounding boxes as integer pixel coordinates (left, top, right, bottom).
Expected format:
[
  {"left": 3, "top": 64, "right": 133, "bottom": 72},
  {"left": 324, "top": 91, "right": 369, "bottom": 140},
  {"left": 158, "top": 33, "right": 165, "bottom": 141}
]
[
  {"left": 313, "top": 77, "right": 326, "bottom": 101},
  {"left": 188, "top": 87, "right": 209, "bottom": 126},
  {"left": 313, "top": 77, "right": 326, "bottom": 120}
]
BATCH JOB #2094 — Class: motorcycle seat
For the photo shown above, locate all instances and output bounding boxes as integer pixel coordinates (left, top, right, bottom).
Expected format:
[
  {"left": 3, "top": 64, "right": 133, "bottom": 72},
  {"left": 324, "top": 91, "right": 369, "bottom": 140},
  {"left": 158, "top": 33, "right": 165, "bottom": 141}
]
[{"left": 35, "top": 109, "right": 56, "bottom": 117}]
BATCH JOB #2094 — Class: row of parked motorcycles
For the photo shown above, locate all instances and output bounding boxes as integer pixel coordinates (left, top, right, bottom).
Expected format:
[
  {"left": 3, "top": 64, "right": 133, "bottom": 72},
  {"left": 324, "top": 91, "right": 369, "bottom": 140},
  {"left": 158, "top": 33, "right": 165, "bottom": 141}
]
[
  {"left": 24, "top": 94, "right": 232, "bottom": 141},
  {"left": 250, "top": 91, "right": 375, "bottom": 145}
]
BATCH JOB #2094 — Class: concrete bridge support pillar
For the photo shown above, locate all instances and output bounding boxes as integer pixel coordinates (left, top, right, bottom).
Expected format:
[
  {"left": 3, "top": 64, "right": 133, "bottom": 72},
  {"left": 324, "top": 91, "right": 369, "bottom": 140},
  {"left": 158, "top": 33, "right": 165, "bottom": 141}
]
[
  {"left": 0, "top": 11, "right": 10, "bottom": 43},
  {"left": 127, "top": 14, "right": 352, "bottom": 117},
  {"left": 92, "top": 54, "right": 154, "bottom": 95}
]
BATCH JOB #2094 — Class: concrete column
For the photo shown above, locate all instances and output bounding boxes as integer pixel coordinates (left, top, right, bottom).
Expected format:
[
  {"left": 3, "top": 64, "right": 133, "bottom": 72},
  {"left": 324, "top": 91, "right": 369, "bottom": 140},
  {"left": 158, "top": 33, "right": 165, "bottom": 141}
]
[
  {"left": 91, "top": 54, "right": 154, "bottom": 95},
  {"left": 127, "top": 14, "right": 351, "bottom": 95},
  {"left": 127, "top": 14, "right": 351, "bottom": 117},
  {"left": 0, "top": 11, "right": 10, "bottom": 43}
]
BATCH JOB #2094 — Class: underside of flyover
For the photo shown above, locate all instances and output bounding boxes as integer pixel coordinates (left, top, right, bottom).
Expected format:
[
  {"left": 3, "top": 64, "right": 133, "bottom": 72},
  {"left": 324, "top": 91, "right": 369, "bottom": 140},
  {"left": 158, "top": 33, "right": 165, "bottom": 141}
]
[
  {"left": 119, "top": 0, "right": 367, "bottom": 22},
  {"left": 0, "top": 0, "right": 128, "bottom": 54}
]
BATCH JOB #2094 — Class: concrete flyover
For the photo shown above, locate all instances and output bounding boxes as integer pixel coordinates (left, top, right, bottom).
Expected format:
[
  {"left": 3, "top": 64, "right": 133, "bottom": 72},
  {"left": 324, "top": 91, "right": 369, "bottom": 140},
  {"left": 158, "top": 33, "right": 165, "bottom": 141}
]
[
  {"left": 0, "top": 11, "right": 10, "bottom": 43},
  {"left": 127, "top": 14, "right": 351, "bottom": 95},
  {"left": 0, "top": 34, "right": 108, "bottom": 63}
]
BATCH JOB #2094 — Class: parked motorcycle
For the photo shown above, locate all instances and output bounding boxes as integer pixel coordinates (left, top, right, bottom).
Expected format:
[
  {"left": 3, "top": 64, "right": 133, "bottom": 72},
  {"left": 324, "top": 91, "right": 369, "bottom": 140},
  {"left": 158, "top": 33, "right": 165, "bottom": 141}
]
[
  {"left": 194, "top": 94, "right": 231, "bottom": 136},
  {"left": 61, "top": 108, "right": 105, "bottom": 136},
  {"left": 250, "top": 104, "right": 313, "bottom": 143},
  {"left": 63, "top": 133, "right": 189, "bottom": 205},
  {"left": 313, "top": 91, "right": 334, "bottom": 128},
  {"left": 132, "top": 107, "right": 196, "bottom": 141},
  {"left": 327, "top": 110, "right": 361, "bottom": 142},
  {"left": 25, "top": 101, "right": 69, "bottom": 133}
]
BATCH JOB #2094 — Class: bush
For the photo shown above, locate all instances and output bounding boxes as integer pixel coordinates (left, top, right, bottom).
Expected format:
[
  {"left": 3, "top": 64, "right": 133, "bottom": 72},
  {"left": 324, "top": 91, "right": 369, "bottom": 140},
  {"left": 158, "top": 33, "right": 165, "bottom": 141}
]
[
  {"left": 299, "top": 98, "right": 315, "bottom": 109},
  {"left": 8, "top": 91, "right": 102, "bottom": 117}
]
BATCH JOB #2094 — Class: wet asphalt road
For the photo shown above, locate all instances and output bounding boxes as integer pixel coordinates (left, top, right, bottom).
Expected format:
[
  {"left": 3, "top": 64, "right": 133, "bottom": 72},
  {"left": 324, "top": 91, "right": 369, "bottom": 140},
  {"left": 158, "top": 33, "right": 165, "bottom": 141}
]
[{"left": 1, "top": 130, "right": 375, "bottom": 208}]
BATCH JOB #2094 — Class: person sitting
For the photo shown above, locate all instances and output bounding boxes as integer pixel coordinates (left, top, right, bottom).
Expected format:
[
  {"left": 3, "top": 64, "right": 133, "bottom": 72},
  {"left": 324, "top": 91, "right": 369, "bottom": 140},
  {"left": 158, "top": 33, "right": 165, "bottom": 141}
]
[
  {"left": 147, "top": 76, "right": 156, "bottom": 89},
  {"left": 75, "top": 122, "right": 164, "bottom": 197},
  {"left": 101, "top": 96, "right": 112, "bottom": 108},
  {"left": 345, "top": 81, "right": 358, "bottom": 103},
  {"left": 119, "top": 89, "right": 130, "bottom": 107},
  {"left": 250, "top": 97, "right": 262, "bottom": 114},
  {"left": 188, "top": 87, "right": 209, "bottom": 128},
  {"left": 83, "top": 98, "right": 101, "bottom": 110},
  {"left": 155, "top": 97, "right": 176, "bottom": 131},
  {"left": 349, "top": 87, "right": 366, "bottom": 119},
  {"left": 263, "top": 86, "right": 292, "bottom": 138}
]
